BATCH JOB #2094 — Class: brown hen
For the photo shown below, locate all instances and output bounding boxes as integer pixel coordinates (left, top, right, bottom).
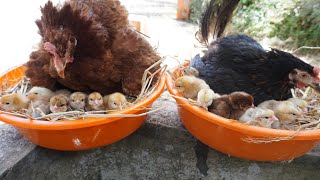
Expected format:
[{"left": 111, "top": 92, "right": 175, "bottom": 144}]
[{"left": 24, "top": 0, "right": 160, "bottom": 96}]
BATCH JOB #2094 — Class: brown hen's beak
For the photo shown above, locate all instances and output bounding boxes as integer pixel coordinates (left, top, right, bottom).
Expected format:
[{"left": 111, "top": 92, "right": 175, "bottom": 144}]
[{"left": 57, "top": 70, "right": 65, "bottom": 79}]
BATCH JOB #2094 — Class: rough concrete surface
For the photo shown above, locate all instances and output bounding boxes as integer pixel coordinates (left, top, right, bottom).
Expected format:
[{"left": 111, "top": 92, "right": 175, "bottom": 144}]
[{"left": 2, "top": 117, "right": 320, "bottom": 180}]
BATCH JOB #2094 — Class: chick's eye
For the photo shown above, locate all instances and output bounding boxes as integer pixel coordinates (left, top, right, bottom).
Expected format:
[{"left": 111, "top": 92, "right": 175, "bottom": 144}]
[
  {"left": 81, "top": 99, "right": 84, "bottom": 102},
  {"left": 292, "top": 113, "right": 296, "bottom": 116},
  {"left": 59, "top": 104, "right": 65, "bottom": 107},
  {"left": 98, "top": 98, "right": 102, "bottom": 100},
  {"left": 265, "top": 117, "right": 269, "bottom": 119},
  {"left": 34, "top": 93, "right": 38, "bottom": 95},
  {"left": 90, "top": 99, "right": 93, "bottom": 101},
  {"left": 5, "top": 102, "right": 10, "bottom": 105},
  {"left": 113, "top": 102, "right": 117, "bottom": 105}
]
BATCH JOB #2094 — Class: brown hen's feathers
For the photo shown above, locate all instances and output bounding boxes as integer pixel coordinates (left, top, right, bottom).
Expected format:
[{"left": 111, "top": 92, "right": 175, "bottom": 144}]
[
  {"left": 24, "top": 49, "right": 58, "bottom": 90},
  {"left": 112, "top": 28, "right": 161, "bottom": 95},
  {"left": 26, "top": 0, "right": 160, "bottom": 95}
]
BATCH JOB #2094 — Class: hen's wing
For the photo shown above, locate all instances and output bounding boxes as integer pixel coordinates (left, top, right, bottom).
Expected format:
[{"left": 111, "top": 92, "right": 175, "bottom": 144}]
[{"left": 111, "top": 28, "right": 161, "bottom": 96}]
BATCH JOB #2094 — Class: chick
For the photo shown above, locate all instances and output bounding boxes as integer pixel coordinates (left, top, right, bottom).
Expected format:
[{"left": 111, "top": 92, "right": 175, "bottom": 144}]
[
  {"left": 258, "top": 100, "right": 302, "bottom": 124},
  {"left": 69, "top": 92, "right": 87, "bottom": 111},
  {"left": 208, "top": 92, "right": 254, "bottom": 119},
  {"left": 49, "top": 95, "right": 69, "bottom": 113},
  {"left": 174, "top": 76, "right": 210, "bottom": 99},
  {"left": 27, "top": 86, "right": 54, "bottom": 101},
  {"left": 26, "top": 87, "right": 53, "bottom": 117},
  {"left": 182, "top": 67, "right": 199, "bottom": 77},
  {"left": 239, "top": 107, "right": 280, "bottom": 128},
  {"left": 87, "top": 92, "right": 104, "bottom": 111},
  {"left": 0, "top": 94, "right": 30, "bottom": 112},
  {"left": 197, "top": 89, "right": 220, "bottom": 109},
  {"left": 27, "top": 100, "right": 50, "bottom": 118},
  {"left": 287, "top": 97, "right": 308, "bottom": 113},
  {"left": 103, "top": 92, "right": 128, "bottom": 110}
]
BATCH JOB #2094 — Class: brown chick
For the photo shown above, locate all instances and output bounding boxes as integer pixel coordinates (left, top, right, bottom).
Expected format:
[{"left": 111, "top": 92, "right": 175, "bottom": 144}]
[
  {"left": 87, "top": 92, "right": 104, "bottom": 111},
  {"left": 174, "top": 76, "right": 210, "bottom": 99},
  {"left": 49, "top": 95, "right": 69, "bottom": 113},
  {"left": 70, "top": 92, "right": 87, "bottom": 111},
  {"left": 287, "top": 97, "right": 308, "bottom": 113},
  {"left": 208, "top": 92, "right": 254, "bottom": 119},
  {"left": 258, "top": 100, "right": 302, "bottom": 124},
  {"left": 239, "top": 107, "right": 280, "bottom": 128},
  {"left": 103, "top": 92, "right": 128, "bottom": 110},
  {"left": 197, "top": 89, "right": 220, "bottom": 109},
  {"left": 0, "top": 94, "right": 30, "bottom": 112},
  {"left": 182, "top": 67, "right": 199, "bottom": 77}
]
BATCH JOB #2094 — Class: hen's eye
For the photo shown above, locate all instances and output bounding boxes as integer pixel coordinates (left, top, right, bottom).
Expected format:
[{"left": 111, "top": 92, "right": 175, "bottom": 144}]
[{"left": 302, "top": 74, "right": 306, "bottom": 78}]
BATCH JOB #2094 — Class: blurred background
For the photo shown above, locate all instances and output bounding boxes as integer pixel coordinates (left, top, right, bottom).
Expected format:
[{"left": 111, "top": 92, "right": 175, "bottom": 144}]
[{"left": 0, "top": 0, "right": 318, "bottom": 73}]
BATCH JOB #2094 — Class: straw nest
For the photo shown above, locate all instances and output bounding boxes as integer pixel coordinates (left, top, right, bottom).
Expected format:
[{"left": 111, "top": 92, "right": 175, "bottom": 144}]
[{"left": 0, "top": 58, "right": 167, "bottom": 121}]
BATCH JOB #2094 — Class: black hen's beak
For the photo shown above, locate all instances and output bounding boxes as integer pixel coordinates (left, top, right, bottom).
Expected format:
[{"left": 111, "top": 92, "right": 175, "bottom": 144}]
[{"left": 308, "top": 81, "right": 320, "bottom": 92}]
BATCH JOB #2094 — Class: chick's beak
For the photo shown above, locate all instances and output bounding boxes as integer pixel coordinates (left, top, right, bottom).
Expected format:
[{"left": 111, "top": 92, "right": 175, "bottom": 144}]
[{"left": 271, "top": 115, "right": 279, "bottom": 121}]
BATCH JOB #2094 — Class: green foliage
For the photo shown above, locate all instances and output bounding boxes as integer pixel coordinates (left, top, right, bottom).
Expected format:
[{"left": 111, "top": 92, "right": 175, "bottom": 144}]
[
  {"left": 189, "top": 0, "right": 206, "bottom": 24},
  {"left": 270, "top": 0, "right": 320, "bottom": 48},
  {"left": 189, "top": 0, "right": 319, "bottom": 51}
]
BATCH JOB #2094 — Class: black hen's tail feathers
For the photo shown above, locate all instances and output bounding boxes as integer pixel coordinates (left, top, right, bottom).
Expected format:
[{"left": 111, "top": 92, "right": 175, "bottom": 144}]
[{"left": 200, "top": 0, "right": 240, "bottom": 44}]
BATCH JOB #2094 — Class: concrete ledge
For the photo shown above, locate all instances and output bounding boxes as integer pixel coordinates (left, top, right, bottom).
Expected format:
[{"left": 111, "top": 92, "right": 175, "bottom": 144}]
[
  {"left": 1, "top": 98, "right": 320, "bottom": 179},
  {"left": 0, "top": 123, "right": 36, "bottom": 178}
]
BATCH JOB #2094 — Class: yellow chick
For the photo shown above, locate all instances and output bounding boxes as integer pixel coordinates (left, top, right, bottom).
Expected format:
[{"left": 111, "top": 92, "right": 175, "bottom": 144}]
[
  {"left": 182, "top": 67, "right": 199, "bottom": 77},
  {"left": 239, "top": 107, "right": 280, "bottom": 128},
  {"left": 104, "top": 92, "right": 128, "bottom": 110},
  {"left": 197, "top": 89, "right": 220, "bottom": 109},
  {"left": 0, "top": 93, "right": 30, "bottom": 112},
  {"left": 27, "top": 86, "right": 54, "bottom": 102},
  {"left": 174, "top": 76, "right": 210, "bottom": 99},
  {"left": 258, "top": 100, "right": 302, "bottom": 124},
  {"left": 87, "top": 92, "right": 104, "bottom": 111},
  {"left": 49, "top": 95, "right": 69, "bottom": 113},
  {"left": 26, "top": 87, "right": 53, "bottom": 117},
  {"left": 287, "top": 97, "right": 308, "bottom": 113},
  {"left": 70, "top": 92, "right": 87, "bottom": 111}
]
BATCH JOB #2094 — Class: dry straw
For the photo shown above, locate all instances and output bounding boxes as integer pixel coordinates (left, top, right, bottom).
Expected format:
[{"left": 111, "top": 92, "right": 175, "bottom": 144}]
[{"left": 0, "top": 57, "right": 167, "bottom": 121}]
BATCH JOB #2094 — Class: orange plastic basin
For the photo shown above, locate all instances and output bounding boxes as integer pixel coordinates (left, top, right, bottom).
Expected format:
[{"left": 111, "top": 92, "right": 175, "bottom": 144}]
[
  {"left": 166, "top": 71, "right": 320, "bottom": 161},
  {"left": 0, "top": 66, "right": 165, "bottom": 151}
]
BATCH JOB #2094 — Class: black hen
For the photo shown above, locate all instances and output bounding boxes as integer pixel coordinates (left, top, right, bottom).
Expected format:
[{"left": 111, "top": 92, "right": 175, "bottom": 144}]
[{"left": 191, "top": 0, "right": 320, "bottom": 105}]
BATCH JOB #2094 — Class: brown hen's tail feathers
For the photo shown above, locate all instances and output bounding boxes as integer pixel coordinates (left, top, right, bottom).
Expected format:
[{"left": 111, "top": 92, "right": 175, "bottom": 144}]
[{"left": 200, "top": 0, "right": 240, "bottom": 44}]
